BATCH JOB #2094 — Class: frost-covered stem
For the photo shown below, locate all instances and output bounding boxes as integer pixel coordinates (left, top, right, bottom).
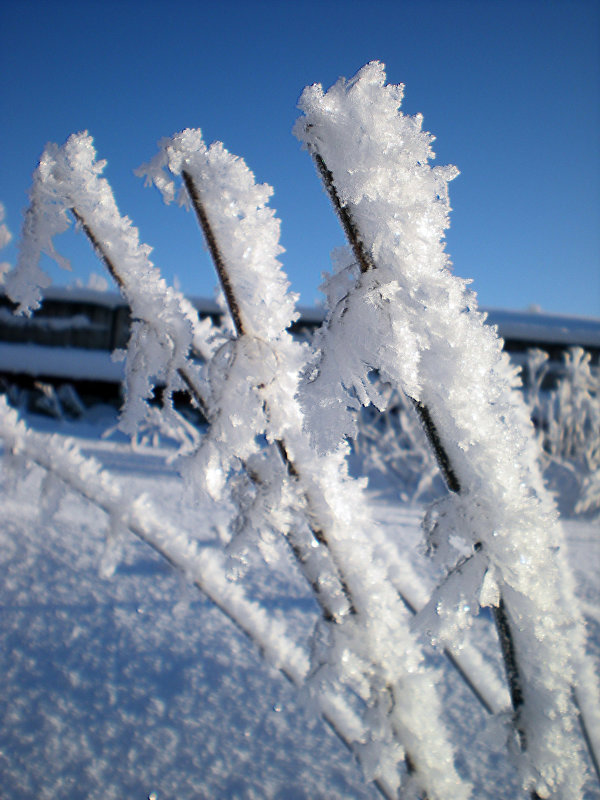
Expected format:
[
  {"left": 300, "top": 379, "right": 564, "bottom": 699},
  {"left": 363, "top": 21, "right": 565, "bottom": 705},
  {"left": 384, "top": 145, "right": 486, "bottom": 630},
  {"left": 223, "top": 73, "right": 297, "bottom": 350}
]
[
  {"left": 312, "top": 153, "right": 375, "bottom": 275},
  {"left": 70, "top": 207, "right": 125, "bottom": 291},
  {"left": 413, "top": 405, "right": 531, "bottom": 768},
  {"left": 70, "top": 207, "right": 210, "bottom": 420},
  {"left": 181, "top": 171, "right": 245, "bottom": 334},
  {"left": 492, "top": 598, "right": 526, "bottom": 746},
  {"left": 73, "top": 204, "right": 346, "bottom": 622},
  {"left": 312, "top": 144, "right": 533, "bottom": 764},
  {"left": 311, "top": 150, "right": 461, "bottom": 495},
  {"left": 416, "top": 416, "right": 531, "bottom": 765},
  {"left": 181, "top": 169, "right": 358, "bottom": 619},
  {"left": 274, "top": 437, "right": 357, "bottom": 614},
  {"left": 409, "top": 400, "right": 461, "bottom": 495}
]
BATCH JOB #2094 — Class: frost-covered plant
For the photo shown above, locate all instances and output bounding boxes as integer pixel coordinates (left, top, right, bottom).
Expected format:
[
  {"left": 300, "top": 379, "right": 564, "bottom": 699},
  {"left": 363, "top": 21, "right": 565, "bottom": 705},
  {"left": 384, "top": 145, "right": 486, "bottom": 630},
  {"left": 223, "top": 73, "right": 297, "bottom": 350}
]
[
  {"left": 525, "top": 346, "right": 600, "bottom": 516},
  {"left": 137, "top": 129, "right": 472, "bottom": 799},
  {"left": 3, "top": 133, "right": 218, "bottom": 440},
  {"left": 546, "top": 348, "right": 599, "bottom": 469},
  {"left": 2, "top": 126, "right": 481, "bottom": 798},
  {"left": 1, "top": 63, "right": 598, "bottom": 800},
  {"left": 295, "top": 61, "right": 599, "bottom": 799}
]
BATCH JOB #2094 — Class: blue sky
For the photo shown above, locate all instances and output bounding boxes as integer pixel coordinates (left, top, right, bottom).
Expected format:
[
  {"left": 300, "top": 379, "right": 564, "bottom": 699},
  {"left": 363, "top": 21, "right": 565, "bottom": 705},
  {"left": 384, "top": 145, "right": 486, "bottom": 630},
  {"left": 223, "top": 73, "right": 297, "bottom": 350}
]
[{"left": 1, "top": 0, "right": 599, "bottom": 316}]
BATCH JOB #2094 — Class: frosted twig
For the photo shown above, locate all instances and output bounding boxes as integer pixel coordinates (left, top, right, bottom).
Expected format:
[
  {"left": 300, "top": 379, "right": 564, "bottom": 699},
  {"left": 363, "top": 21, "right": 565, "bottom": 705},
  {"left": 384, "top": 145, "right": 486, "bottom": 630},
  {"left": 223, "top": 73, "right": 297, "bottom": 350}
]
[
  {"left": 69, "top": 207, "right": 211, "bottom": 420},
  {"left": 296, "top": 61, "right": 597, "bottom": 798},
  {"left": 309, "top": 139, "right": 549, "bottom": 799}
]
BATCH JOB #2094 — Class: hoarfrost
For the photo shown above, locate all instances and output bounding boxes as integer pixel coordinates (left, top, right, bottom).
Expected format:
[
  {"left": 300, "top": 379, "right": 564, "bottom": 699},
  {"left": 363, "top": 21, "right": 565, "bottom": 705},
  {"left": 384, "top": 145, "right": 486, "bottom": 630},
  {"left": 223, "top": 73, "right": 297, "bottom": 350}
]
[
  {"left": 3, "top": 132, "right": 217, "bottom": 437},
  {"left": 295, "top": 60, "right": 598, "bottom": 798}
]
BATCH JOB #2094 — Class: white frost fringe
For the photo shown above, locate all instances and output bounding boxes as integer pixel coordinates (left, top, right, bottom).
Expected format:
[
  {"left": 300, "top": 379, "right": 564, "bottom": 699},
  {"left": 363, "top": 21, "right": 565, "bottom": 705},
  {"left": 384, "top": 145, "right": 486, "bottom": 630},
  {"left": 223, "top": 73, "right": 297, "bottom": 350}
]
[
  {"left": 295, "top": 60, "right": 599, "bottom": 798},
  {"left": 4, "top": 133, "right": 216, "bottom": 435}
]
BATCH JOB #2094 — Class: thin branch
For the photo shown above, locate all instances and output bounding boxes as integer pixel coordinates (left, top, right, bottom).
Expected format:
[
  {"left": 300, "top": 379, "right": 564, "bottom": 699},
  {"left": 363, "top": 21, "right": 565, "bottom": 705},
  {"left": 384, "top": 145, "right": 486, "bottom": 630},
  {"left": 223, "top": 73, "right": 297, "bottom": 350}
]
[
  {"left": 312, "top": 153, "right": 376, "bottom": 275},
  {"left": 181, "top": 172, "right": 246, "bottom": 336},
  {"left": 70, "top": 208, "right": 211, "bottom": 421},
  {"left": 492, "top": 599, "right": 526, "bottom": 748},
  {"left": 409, "top": 399, "right": 461, "bottom": 495},
  {"left": 308, "top": 145, "right": 544, "bottom": 796}
]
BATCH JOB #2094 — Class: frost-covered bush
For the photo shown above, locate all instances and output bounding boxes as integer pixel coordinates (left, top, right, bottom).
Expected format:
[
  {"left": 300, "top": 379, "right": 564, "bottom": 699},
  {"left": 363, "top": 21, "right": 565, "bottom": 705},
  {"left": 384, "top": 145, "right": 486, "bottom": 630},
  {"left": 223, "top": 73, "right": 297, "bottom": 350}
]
[
  {"left": 1, "top": 61, "right": 598, "bottom": 800},
  {"left": 525, "top": 346, "right": 600, "bottom": 516}
]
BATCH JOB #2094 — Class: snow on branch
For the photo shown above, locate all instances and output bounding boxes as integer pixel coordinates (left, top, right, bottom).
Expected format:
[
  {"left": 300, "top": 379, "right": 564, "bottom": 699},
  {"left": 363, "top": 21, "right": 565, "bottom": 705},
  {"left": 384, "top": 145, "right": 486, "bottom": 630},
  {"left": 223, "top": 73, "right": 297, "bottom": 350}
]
[
  {"left": 0, "top": 397, "right": 308, "bottom": 683},
  {"left": 4, "top": 133, "right": 218, "bottom": 436},
  {"left": 138, "top": 129, "right": 297, "bottom": 342},
  {"left": 295, "top": 61, "right": 598, "bottom": 798}
]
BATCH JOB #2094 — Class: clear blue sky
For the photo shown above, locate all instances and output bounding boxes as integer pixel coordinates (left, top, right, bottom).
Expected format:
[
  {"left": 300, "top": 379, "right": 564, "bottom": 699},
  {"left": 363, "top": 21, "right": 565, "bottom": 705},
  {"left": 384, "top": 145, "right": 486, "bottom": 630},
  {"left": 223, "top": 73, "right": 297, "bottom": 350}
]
[{"left": 1, "top": 0, "right": 599, "bottom": 316}]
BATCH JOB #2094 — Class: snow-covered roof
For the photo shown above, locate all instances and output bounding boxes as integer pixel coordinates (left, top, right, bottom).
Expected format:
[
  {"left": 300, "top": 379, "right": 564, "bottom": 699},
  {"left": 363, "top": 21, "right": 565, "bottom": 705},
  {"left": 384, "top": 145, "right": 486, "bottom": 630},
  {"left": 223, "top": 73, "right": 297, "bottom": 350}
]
[
  {"left": 483, "top": 308, "right": 600, "bottom": 349},
  {"left": 0, "top": 342, "right": 124, "bottom": 382},
  {"left": 1, "top": 286, "right": 599, "bottom": 360}
]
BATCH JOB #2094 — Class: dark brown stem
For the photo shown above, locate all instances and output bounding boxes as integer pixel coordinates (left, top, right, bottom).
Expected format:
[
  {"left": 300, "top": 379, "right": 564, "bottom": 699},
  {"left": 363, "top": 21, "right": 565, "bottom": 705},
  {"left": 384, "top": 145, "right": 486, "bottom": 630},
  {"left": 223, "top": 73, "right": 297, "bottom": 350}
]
[
  {"left": 181, "top": 171, "right": 246, "bottom": 336},
  {"left": 492, "top": 599, "right": 526, "bottom": 750},
  {"left": 71, "top": 208, "right": 124, "bottom": 291},
  {"left": 409, "top": 399, "right": 461, "bottom": 494},
  {"left": 70, "top": 207, "right": 211, "bottom": 420},
  {"left": 312, "top": 153, "right": 375, "bottom": 275}
]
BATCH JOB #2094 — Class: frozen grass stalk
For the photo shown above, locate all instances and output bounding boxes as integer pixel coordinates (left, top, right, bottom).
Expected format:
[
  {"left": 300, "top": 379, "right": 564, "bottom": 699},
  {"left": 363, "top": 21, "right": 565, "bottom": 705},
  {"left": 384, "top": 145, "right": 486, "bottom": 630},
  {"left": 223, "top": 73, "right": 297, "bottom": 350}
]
[
  {"left": 0, "top": 398, "right": 403, "bottom": 799},
  {"left": 295, "top": 61, "right": 599, "bottom": 799}
]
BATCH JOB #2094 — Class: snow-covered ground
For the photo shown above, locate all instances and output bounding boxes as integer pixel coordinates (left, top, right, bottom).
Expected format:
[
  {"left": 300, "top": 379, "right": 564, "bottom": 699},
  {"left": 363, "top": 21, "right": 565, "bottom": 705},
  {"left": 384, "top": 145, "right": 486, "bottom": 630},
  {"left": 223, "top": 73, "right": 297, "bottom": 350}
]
[{"left": 1, "top": 407, "right": 598, "bottom": 800}]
